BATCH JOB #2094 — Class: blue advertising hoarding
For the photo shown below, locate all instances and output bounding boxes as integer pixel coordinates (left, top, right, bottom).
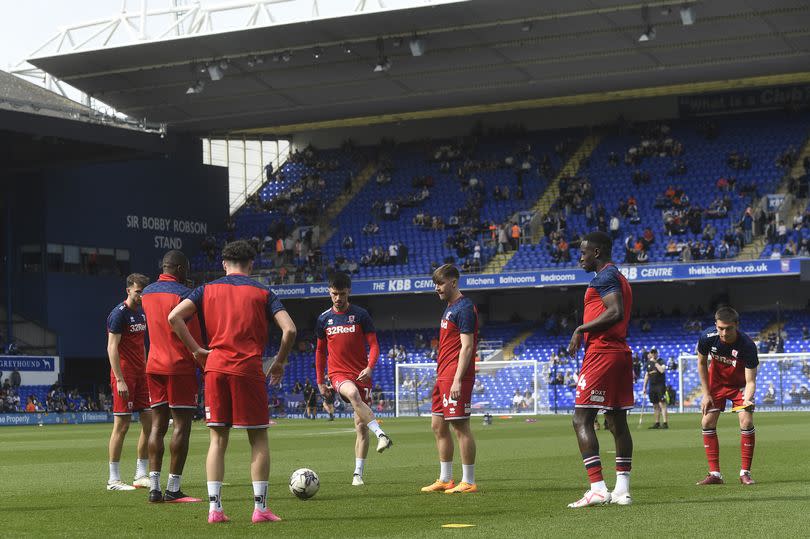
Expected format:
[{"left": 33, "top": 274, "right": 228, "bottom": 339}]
[
  {"left": 0, "top": 412, "right": 113, "bottom": 426},
  {"left": 0, "top": 356, "right": 56, "bottom": 372},
  {"left": 271, "top": 258, "right": 804, "bottom": 299}
]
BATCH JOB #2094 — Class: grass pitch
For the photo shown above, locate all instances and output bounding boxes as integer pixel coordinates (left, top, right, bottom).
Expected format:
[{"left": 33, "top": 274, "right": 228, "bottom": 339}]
[{"left": 1, "top": 412, "right": 808, "bottom": 537}]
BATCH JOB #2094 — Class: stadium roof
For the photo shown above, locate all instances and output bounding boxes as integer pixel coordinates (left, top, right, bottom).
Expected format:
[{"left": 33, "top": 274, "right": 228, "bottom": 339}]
[
  {"left": 0, "top": 69, "right": 94, "bottom": 119},
  {"left": 26, "top": 0, "right": 810, "bottom": 137}
]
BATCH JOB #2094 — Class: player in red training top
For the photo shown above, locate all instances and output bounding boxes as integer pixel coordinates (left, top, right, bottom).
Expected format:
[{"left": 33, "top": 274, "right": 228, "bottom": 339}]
[
  {"left": 315, "top": 272, "right": 392, "bottom": 486},
  {"left": 695, "top": 306, "right": 759, "bottom": 486},
  {"left": 168, "top": 240, "right": 296, "bottom": 524},
  {"left": 141, "top": 250, "right": 203, "bottom": 504},
  {"left": 421, "top": 264, "right": 479, "bottom": 494},
  {"left": 567, "top": 232, "right": 634, "bottom": 508},
  {"left": 105, "top": 273, "right": 153, "bottom": 491}
]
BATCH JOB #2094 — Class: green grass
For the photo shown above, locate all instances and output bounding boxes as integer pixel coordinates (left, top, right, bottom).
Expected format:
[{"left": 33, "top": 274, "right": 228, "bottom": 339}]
[{"left": 1, "top": 413, "right": 808, "bottom": 537}]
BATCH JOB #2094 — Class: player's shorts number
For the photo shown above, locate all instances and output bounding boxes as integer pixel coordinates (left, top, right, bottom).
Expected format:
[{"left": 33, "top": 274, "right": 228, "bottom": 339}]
[
  {"left": 577, "top": 375, "right": 586, "bottom": 390},
  {"left": 363, "top": 387, "right": 371, "bottom": 402},
  {"left": 442, "top": 393, "right": 458, "bottom": 408}
]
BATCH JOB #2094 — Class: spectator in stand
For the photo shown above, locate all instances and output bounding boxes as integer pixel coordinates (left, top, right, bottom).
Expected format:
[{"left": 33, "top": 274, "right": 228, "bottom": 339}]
[
  {"left": 472, "top": 243, "right": 481, "bottom": 271},
  {"left": 627, "top": 204, "right": 641, "bottom": 225},
  {"left": 372, "top": 384, "right": 385, "bottom": 410},
  {"left": 763, "top": 383, "right": 776, "bottom": 405},
  {"left": 609, "top": 214, "right": 621, "bottom": 239},
  {"left": 511, "top": 390, "right": 525, "bottom": 412},
  {"left": 25, "top": 395, "right": 39, "bottom": 413},
  {"left": 741, "top": 208, "right": 754, "bottom": 244},
  {"left": 624, "top": 235, "right": 637, "bottom": 264},
  {"left": 473, "top": 379, "right": 485, "bottom": 395},
  {"left": 783, "top": 240, "right": 798, "bottom": 257},
  {"left": 642, "top": 227, "right": 655, "bottom": 248},
  {"left": 342, "top": 235, "right": 354, "bottom": 249},
  {"left": 564, "top": 370, "right": 577, "bottom": 390},
  {"left": 398, "top": 241, "right": 408, "bottom": 265},
  {"left": 665, "top": 239, "right": 679, "bottom": 257},
  {"left": 800, "top": 238, "right": 810, "bottom": 257},
  {"left": 680, "top": 242, "right": 693, "bottom": 262},
  {"left": 388, "top": 242, "right": 399, "bottom": 264},
  {"left": 10, "top": 368, "right": 21, "bottom": 388},
  {"left": 510, "top": 222, "right": 521, "bottom": 251},
  {"left": 777, "top": 221, "right": 788, "bottom": 244}
]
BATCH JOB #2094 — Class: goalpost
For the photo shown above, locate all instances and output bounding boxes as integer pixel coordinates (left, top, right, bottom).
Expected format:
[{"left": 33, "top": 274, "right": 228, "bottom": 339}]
[
  {"left": 395, "top": 360, "right": 547, "bottom": 416},
  {"left": 676, "top": 352, "right": 810, "bottom": 413}
]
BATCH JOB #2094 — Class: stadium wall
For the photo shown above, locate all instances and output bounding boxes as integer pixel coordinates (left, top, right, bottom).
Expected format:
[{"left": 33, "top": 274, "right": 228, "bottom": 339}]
[
  {"left": 294, "top": 96, "right": 678, "bottom": 149},
  {"left": 8, "top": 156, "right": 228, "bottom": 358}
]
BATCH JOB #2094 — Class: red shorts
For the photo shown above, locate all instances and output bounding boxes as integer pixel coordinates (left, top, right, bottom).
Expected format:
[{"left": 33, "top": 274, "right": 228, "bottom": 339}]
[
  {"left": 111, "top": 371, "right": 150, "bottom": 415},
  {"left": 204, "top": 371, "right": 269, "bottom": 428},
  {"left": 575, "top": 349, "right": 634, "bottom": 410},
  {"left": 431, "top": 378, "right": 473, "bottom": 420},
  {"left": 706, "top": 385, "right": 745, "bottom": 413},
  {"left": 331, "top": 373, "right": 372, "bottom": 406},
  {"left": 147, "top": 373, "right": 199, "bottom": 409}
]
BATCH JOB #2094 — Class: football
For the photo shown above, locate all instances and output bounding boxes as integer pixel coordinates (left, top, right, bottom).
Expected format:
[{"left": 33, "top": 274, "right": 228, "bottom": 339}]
[{"left": 289, "top": 468, "right": 320, "bottom": 500}]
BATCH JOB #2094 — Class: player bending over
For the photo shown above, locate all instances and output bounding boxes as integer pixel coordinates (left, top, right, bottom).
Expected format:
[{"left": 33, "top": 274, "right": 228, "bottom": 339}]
[
  {"left": 169, "top": 240, "right": 296, "bottom": 524},
  {"left": 315, "top": 272, "right": 392, "bottom": 486},
  {"left": 695, "top": 306, "right": 758, "bottom": 485},
  {"left": 421, "top": 264, "right": 479, "bottom": 494},
  {"left": 567, "top": 232, "right": 634, "bottom": 508}
]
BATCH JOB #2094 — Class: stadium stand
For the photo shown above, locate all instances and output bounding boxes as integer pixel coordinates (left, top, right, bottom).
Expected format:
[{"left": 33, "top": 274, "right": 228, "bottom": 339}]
[
  {"left": 505, "top": 112, "right": 810, "bottom": 271},
  {"left": 191, "top": 146, "right": 366, "bottom": 277},
  {"left": 318, "top": 132, "right": 575, "bottom": 279},
  {"left": 191, "top": 112, "right": 809, "bottom": 281}
]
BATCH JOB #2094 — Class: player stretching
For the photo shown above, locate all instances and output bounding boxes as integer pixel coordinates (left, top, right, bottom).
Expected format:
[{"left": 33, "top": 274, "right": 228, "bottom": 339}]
[
  {"left": 315, "top": 272, "right": 392, "bottom": 486},
  {"left": 106, "top": 273, "right": 153, "bottom": 491},
  {"left": 567, "top": 232, "right": 634, "bottom": 508},
  {"left": 695, "top": 307, "right": 759, "bottom": 485},
  {"left": 141, "top": 250, "right": 202, "bottom": 503},
  {"left": 422, "top": 264, "right": 479, "bottom": 494},
  {"left": 169, "top": 240, "right": 297, "bottom": 524}
]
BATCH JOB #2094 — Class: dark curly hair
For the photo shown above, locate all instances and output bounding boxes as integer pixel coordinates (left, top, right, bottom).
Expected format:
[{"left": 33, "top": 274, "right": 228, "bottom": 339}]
[{"left": 221, "top": 240, "right": 256, "bottom": 263}]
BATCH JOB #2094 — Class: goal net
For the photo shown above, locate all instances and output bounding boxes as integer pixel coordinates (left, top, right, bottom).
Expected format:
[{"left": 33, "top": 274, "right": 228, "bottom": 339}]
[
  {"left": 395, "top": 360, "right": 547, "bottom": 416},
  {"left": 676, "top": 352, "right": 810, "bottom": 413}
]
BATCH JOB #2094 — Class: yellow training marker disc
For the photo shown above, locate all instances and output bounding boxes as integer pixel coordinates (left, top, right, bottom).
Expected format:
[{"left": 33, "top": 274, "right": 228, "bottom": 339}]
[{"left": 442, "top": 524, "right": 477, "bottom": 528}]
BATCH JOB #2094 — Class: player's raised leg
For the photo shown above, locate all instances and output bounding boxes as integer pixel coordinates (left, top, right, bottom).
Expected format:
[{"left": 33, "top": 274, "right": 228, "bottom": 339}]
[
  {"left": 206, "top": 426, "right": 230, "bottom": 523},
  {"left": 338, "top": 381, "right": 391, "bottom": 452},
  {"left": 352, "top": 414, "right": 370, "bottom": 485},
  {"left": 444, "top": 418, "right": 477, "bottom": 493},
  {"left": 605, "top": 410, "right": 633, "bottom": 505},
  {"left": 738, "top": 408, "right": 755, "bottom": 484},
  {"left": 107, "top": 414, "right": 136, "bottom": 491},
  {"left": 422, "top": 413, "right": 455, "bottom": 492},
  {"left": 569, "top": 407, "right": 610, "bottom": 507}
]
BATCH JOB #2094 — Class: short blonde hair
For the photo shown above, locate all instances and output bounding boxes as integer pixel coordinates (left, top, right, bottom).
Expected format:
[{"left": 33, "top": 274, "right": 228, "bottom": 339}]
[{"left": 432, "top": 264, "right": 459, "bottom": 283}]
